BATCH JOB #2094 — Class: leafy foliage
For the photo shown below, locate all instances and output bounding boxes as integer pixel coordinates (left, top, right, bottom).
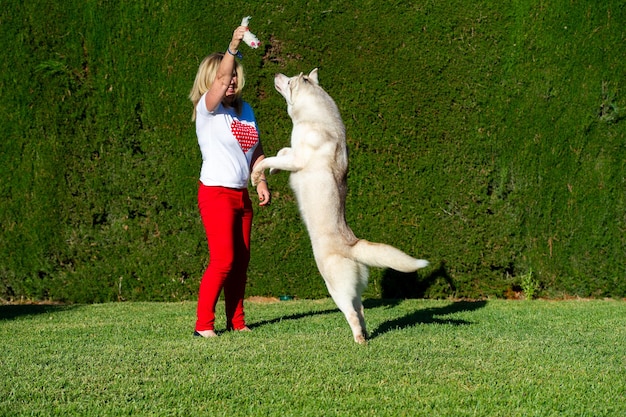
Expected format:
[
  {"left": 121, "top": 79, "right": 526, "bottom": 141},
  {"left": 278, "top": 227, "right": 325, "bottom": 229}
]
[{"left": 1, "top": 0, "right": 624, "bottom": 302}]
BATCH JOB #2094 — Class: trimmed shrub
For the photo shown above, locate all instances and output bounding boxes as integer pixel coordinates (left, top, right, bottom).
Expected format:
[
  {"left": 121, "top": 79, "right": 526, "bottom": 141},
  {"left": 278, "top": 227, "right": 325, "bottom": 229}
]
[{"left": 1, "top": 0, "right": 624, "bottom": 302}]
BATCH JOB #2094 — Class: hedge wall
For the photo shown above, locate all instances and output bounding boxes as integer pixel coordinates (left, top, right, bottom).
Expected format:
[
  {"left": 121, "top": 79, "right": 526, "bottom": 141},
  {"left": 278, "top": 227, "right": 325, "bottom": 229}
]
[{"left": 1, "top": 0, "right": 624, "bottom": 302}]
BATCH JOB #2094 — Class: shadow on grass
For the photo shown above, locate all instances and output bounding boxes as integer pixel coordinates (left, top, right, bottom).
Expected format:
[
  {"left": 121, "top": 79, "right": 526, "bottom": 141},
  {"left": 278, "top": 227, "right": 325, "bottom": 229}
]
[
  {"left": 0, "top": 304, "right": 74, "bottom": 321},
  {"left": 381, "top": 261, "right": 456, "bottom": 299},
  {"left": 249, "top": 298, "right": 487, "bottom": 340},
  {"left": 365, "top": 299, "right": 488, "bottom": 340},
  {"left": 249, "top": 308, "right": 339, "bottom": 330}
]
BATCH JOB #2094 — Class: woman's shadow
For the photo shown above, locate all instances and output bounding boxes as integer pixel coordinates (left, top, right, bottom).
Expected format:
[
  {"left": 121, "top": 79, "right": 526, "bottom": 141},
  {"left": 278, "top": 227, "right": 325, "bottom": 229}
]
[{"left": 0, "top": 304, "right": 73, "bottom": 320}]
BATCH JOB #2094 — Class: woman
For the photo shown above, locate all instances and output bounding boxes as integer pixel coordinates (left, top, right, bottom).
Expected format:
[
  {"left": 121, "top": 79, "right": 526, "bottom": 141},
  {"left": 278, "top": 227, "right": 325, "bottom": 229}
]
[{"left": 189, "top": 25, "right": 271, "bottom": 338}]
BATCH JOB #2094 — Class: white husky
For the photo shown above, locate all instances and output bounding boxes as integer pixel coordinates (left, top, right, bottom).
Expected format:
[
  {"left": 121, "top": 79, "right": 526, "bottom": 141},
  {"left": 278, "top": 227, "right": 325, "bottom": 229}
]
[{"left": 252, "top": 69, "right": 428, "bottom": 344}]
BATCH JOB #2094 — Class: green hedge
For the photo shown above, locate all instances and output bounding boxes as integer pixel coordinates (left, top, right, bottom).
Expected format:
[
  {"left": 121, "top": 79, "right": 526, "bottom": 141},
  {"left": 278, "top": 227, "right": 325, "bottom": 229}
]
[{"left": 1, "top": 0, "right": 624, "bottom": 302}]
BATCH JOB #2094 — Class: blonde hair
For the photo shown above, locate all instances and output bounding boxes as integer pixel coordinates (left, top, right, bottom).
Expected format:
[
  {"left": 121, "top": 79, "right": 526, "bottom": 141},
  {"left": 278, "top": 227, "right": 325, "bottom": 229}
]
[{"left": 189, "top": 53, "right": 245, "bottom": 121}]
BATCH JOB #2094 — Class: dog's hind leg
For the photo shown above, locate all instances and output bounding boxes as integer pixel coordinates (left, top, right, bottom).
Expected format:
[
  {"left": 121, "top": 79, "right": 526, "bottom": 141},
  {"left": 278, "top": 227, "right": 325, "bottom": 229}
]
[
  {"left": 329, "top": 289, "right": 367, "bottom": 344},
  {"left": 319, "top": 257, "right": 369, "bottom": 344}
]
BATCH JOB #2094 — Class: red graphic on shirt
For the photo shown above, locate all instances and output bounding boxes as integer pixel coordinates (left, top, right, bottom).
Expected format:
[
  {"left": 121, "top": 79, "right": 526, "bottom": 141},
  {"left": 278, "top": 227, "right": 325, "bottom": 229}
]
[{"left": 231, "top": 120, "right": 259, "bottom": 153}]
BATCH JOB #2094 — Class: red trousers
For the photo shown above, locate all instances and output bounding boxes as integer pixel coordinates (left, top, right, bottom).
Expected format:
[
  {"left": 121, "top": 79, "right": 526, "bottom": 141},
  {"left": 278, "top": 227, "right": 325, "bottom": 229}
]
[{"left": 195, "top": 185, "right": 253, "bottom": 331}]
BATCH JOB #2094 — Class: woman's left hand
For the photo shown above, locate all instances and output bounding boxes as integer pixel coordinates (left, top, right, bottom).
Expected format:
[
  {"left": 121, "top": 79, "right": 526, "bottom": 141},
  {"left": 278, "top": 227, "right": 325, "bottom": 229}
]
[{"left": 256, "top": 181, "right": 271, "bottom": 206}]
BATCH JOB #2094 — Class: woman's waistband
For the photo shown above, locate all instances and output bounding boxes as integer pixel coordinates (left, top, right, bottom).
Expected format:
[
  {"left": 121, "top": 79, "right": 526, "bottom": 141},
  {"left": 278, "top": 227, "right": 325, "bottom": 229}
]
[{"left": 198, "top": 181, "right": 247, "bottom": 192}]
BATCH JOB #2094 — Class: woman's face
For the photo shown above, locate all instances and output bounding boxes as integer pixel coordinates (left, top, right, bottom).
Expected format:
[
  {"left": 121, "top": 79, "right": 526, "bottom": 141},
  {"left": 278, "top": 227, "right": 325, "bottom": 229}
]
[{"left": 225, "top": 71, "right": 238, "bottom": 98}]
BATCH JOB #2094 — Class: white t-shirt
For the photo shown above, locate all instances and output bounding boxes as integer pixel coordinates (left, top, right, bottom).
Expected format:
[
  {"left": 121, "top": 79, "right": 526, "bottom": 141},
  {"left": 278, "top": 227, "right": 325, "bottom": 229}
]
[{"left": 195, "top": 93, "right": 260, "bottom": 189}]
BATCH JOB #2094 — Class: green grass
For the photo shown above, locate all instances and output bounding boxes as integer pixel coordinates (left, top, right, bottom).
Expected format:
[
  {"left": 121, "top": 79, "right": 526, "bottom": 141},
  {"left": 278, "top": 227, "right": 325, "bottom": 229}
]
[{"left": 2, "top": 299, "right": 624, "bottom": 416}]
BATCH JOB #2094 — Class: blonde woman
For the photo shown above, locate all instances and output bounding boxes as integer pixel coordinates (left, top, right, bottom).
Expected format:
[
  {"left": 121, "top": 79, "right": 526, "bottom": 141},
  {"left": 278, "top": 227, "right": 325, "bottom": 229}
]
[{"left": 189, "top": 25, "right": 270, "bottom": 338}]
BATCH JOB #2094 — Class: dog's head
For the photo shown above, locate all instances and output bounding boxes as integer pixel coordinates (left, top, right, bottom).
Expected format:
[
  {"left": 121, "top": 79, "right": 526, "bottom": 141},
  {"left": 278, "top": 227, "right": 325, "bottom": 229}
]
[
  {"left": 274, "top": 68, "right": 320, "bottom": 110},
  {"left": 274, "top": 68, "right": 345, "bottom": 143}
]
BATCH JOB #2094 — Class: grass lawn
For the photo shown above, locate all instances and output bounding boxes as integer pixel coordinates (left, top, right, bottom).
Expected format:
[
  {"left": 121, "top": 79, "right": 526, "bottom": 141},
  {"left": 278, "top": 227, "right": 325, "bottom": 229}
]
[{"left": 1, "top": 298, "right": 625, "bottom": 416}]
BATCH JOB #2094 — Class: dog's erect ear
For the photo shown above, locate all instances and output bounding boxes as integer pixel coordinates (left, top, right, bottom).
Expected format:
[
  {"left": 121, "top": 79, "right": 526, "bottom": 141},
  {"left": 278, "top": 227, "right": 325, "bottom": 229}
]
[{"left": 308, "top": 68, "right": 319, "bottom": 85}]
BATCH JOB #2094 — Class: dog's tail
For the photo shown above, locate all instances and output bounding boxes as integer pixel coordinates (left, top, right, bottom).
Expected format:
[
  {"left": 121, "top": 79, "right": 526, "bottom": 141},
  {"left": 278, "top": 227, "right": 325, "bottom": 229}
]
[{"left": 350, "top": 239, "right": 429, "bottom": 272}]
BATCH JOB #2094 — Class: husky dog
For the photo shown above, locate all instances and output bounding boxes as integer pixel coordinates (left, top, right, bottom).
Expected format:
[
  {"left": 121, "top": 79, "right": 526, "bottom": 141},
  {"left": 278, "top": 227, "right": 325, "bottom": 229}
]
[{"left": 252, "top": 69, "right": 428, "bottom": 344}]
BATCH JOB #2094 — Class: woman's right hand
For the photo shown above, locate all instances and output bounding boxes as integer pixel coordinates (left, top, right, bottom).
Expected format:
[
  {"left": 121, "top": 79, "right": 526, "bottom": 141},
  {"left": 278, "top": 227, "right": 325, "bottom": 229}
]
[{"left": 229, "top": 26, "right": 247, "bottom": 53}]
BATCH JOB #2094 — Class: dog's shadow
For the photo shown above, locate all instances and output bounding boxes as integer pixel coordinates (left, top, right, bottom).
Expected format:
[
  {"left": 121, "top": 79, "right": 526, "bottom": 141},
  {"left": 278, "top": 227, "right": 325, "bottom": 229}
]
[
  {"left": 250, "top": 299, "right": 487, "bottom": 340},
  {"left": 364, "top": 299, "right": 487, "bottom": 340},
  {"left": 251, "top": 262, "right": 486, "bottom": 339}
]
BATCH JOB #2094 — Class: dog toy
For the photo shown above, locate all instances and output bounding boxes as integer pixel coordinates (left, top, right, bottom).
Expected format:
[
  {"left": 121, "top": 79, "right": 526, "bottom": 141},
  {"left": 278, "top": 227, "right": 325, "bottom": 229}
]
[{"left": 241, "top": 16, "right": 260, "bottom": 48}]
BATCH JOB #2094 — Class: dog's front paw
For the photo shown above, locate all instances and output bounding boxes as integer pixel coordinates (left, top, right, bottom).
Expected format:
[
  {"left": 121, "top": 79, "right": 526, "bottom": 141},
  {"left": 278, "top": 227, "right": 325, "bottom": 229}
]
[
  {"left": 268, "top": 148, "right": 290, "bottom": 175},
  {"left": 251, "top": 167, "right": 263, "bottom": 186}
]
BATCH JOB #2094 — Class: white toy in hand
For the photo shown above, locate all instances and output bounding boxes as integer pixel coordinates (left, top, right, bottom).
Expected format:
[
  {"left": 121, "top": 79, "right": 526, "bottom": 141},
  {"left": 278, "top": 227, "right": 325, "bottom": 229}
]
[{"left": 241, "top": 16, "right": 260, "bottom": 48}]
